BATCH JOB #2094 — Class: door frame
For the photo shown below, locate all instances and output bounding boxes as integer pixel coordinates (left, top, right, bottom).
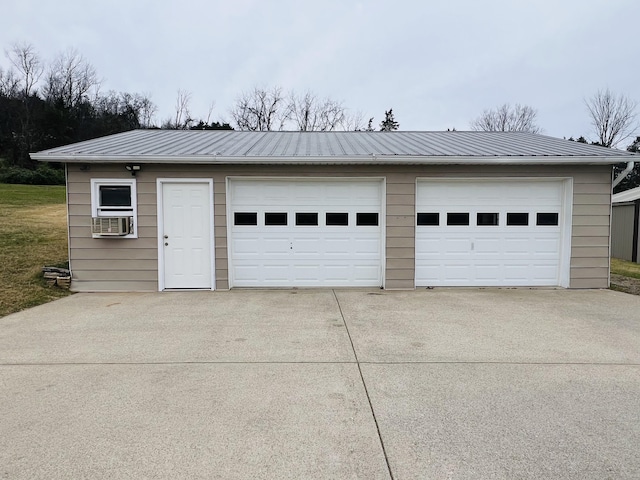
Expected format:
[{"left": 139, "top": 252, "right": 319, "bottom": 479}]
[
  {"left": 414, "top": 177, "right": 573, "bottom": 288},
  {"left": 156, "top": 178, "right": 215, "bottom": 291},
  {"left": 225, "top": 176, "right": 386, "bottom": 288}
]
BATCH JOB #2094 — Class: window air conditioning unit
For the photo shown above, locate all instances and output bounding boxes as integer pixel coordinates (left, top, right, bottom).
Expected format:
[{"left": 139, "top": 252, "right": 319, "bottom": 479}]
[{"left": 92, "top": 217, "right": 132, "bottom": 237}]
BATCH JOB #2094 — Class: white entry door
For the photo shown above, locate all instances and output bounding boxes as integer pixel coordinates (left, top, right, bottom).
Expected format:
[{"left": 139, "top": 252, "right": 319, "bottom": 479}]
[
  {"left": 228, "top": 179, "right": 384, "bottom": 287},
  {"left": 161, "top": 182, "right": 213, "bottom": 289},
  {"left": 415, "top": 179, "right": 569, "bottom": 287}
]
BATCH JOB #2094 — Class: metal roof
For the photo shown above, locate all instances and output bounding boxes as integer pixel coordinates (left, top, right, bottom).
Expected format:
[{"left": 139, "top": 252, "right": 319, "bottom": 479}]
[
  {"left": 613, "top": 186, "right": 640, "bottom": 203},
  {"left": 30, "top": 129, "right": 639, "bottom": 165}
]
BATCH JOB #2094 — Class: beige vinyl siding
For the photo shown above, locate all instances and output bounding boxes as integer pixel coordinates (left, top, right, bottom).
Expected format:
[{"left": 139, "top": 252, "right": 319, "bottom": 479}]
[
  {"left": 67, "top": 166, "right": 158, "bottom": 292},
  {"left": 385, "top": 175, "right": 415, "bottom": 289},
  {"left": 66, "top": 163, "right": 613, "bottom": 291},
  {"left": 611, "top": 203, "right": 635, "bottom": 261},
  {"left": 569, "top": 167, "right": 612, "bottom": 288}
]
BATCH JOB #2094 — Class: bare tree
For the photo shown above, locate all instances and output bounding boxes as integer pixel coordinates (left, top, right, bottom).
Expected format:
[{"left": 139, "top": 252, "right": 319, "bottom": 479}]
[
  {"left": 231, "top": 86, "right": 364, "bottom": 131},
  {"left": 137, "top": 93, "right": 157, "bottom": 128},
  {"left": 44, "top": 48, "right": 100, "bottom": 107},
  {"left": 287, "top": 91, "right": 347, "bottom": 131},
  {"left": 230, "top": 86, "right": 287, "bottom": 131},
  {"left": 585, "top": 88, "right": 638, "bottom": 148},
  {"left": 160, "top": 90, "right": 193, "bottom": 129},
  {"left": 5, "top": 42, "right": 44, "bottom": 97},
  {"left": 339, "top": 110, "right": 366, "bottom": 131},
  {"left": 470, "top": 103, "right": 541, "bottom": 133},
  {"left": 0, "top": 67, "right": 20, "bottom": 97},
  {"left": 204, "top": 100, "right": 216, "bottom": 125},
  {"left": 174, "top": 89, "right": 193, "bottom": 129}
]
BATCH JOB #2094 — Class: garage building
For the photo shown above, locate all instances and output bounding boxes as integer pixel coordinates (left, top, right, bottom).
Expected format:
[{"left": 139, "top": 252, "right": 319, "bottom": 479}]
[{"left": 31, "top": 130, "right": 637, "bottom": 291}]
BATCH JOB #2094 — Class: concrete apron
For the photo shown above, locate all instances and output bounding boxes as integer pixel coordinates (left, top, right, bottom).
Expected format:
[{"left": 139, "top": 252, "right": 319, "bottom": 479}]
[{"left": 1, "top": 288, "right": 640, "bottom": 479}]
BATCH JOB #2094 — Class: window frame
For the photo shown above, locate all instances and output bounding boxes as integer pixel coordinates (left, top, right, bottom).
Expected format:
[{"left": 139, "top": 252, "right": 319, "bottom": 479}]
[
  {"left": 234, "top": 212, "right": 258, "bottom": 226},
  {"left": 326, "top": 212, "right": 349, "bottom": 226},
  {"left": 264, "top": 212, "right": 288, "bottom": 226},
  {"left": 90, "top": 178, "right": 138, "bottom": 238}
]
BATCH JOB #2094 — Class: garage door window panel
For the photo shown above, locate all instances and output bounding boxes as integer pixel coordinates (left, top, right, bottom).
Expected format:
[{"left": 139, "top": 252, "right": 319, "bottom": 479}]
[
  {"left": 265, "top": 212, "right": 288, "bottom": 226},
  {"left": 417, "top": 213, "right": 439, "bottom": 226},
  {"left": 356, "top": 213, "right": 379, "bottom": 226},
  {"left": 326, "top": 212, "right": 348, "bottom": 226},
  {"left": 234, "top": 212, "right": 258, "bottom": 226},
  {"left": 507, "top": 212, "right": 529, "bottom": 226},
  {"left": 477, "top": 213, "right": 499, "bottom": 226},
  {"left": 447, "top": 213, "right": 469, "bottom": 226},
  {"left": 537, "top": 212, "right": 559, "bottom": 226},
  {"left": 296, "top": 212, "right": 318, "bottom": 226}
]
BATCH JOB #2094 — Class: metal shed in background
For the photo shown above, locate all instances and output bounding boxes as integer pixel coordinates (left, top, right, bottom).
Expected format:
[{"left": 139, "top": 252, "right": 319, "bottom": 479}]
[{"left": 612, "top": 186, "right": 640, "bottom": 262}]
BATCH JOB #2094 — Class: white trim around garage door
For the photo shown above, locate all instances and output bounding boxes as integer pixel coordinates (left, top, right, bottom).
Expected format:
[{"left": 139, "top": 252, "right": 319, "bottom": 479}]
[
  {"left": 415, "top": 177, "right": 573, "bottom": 288},
  {"left": 156, "top": 178, "right": 215, "bottom": 291},
  {"left": 226, "top": 176, "right": 386, "bottom": 288}
]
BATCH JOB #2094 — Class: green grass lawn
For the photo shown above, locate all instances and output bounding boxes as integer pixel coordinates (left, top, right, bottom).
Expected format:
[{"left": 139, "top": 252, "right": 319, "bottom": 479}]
[
  {"left": 611, "top": 258, "right": 640, "bottom": 280},
  {"left": 0, "top": 184, "right": 71, "bottom": 317}
]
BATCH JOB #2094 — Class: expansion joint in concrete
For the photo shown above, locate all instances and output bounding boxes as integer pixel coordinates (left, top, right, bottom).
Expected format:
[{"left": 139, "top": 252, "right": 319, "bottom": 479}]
[{"left": 332, "top": 289, "right": 395, "bottom": 480}]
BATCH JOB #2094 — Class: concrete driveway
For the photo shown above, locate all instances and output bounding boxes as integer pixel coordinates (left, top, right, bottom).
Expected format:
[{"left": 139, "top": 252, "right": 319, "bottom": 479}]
[{"left": 1, "top": 289, "right": 639, "bottom": 479}]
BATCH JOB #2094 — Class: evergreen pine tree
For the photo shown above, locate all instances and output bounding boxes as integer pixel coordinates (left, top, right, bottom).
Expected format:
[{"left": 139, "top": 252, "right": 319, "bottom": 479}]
[{"left": 379, "top": 109, "right": 399, "bottom": 131}]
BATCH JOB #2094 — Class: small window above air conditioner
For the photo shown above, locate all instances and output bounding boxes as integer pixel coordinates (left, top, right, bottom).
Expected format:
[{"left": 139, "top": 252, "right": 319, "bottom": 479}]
[
  {"left": 92, "top": 217, "right": 132, "bottom": 237},
  {"left": 90, "top": 178, "right": 138, "bottom": 238}
]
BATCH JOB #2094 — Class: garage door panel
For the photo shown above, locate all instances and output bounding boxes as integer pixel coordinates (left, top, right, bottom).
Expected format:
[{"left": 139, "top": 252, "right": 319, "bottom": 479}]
[
  {"left": 232, "top": 238, "right": 263, "bottom": 255},
  {"left": 416, "top": 180, "right": 566, "bottom": 287},
  {"left": 474, "top": 237, "right": 501, "bottom": 255},
  {"left": 353, "top": 236, "right": 382, "bottom": 255},
  {"left": 532, "top": 237, "right": 561, "bottom": 255},
  {"left": 503, "top": 237, "right": 531, "bottom": 255},
  {"left": 261, "top": 238, "right": 291, "bottom": 256},
  {"left": 443, "top": 264, "right": 475, "bottom": 282},
  {"left": 292, "top": 238, "right": 323, "bottom": 256},
  {"left": 474, "top": 264, "right": 501, "bottom": 281},
  {"left": 324, "top": 237, "right": 351, "bottom": 255},
  {"left": 232, "top": 266, "right": 260, "bottom": 285}
]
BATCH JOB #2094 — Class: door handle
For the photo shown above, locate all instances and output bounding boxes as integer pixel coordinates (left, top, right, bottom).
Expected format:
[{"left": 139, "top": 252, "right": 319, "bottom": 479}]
[
  {"left": 164, "top": 235, "right": 168, "bottom": 239},
  {"left": 165, "top": 242, "right": 168, "bottom": 246}
]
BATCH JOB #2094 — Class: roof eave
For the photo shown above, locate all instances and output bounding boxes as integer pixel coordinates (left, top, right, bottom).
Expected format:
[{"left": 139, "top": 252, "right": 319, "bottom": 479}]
[{"left": 29, "top": 153, "right": 626, "bottom": 165}]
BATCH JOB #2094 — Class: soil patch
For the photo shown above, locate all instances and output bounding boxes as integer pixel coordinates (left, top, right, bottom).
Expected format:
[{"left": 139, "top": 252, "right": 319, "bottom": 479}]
[{"left": 611, "top": 274, "right": 640, "bottom": 296}]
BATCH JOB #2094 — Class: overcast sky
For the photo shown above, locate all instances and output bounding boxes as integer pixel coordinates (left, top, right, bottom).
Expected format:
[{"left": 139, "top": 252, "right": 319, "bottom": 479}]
[{"left": 1, "top": 0, "right": 638, "bottom": 143}]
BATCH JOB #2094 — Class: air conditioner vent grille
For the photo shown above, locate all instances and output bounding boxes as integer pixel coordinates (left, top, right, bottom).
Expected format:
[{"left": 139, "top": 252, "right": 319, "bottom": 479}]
[{"left": 92, "top": 217, "right": 132, "bottom": 237}]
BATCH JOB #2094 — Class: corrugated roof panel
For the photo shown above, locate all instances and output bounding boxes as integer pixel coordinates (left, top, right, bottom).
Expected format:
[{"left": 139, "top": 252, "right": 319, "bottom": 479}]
[{"left": 31, "top": 130, "right": 640, "bottom": 162}]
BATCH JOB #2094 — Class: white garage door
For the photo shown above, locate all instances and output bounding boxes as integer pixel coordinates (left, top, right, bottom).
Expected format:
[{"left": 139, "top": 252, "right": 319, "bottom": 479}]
[
  {"left": 228, "top": 179, "right": 384, "bottom": 287},
  {"left": 416, "top": 180, "right": 569, "bottom": 287}
]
